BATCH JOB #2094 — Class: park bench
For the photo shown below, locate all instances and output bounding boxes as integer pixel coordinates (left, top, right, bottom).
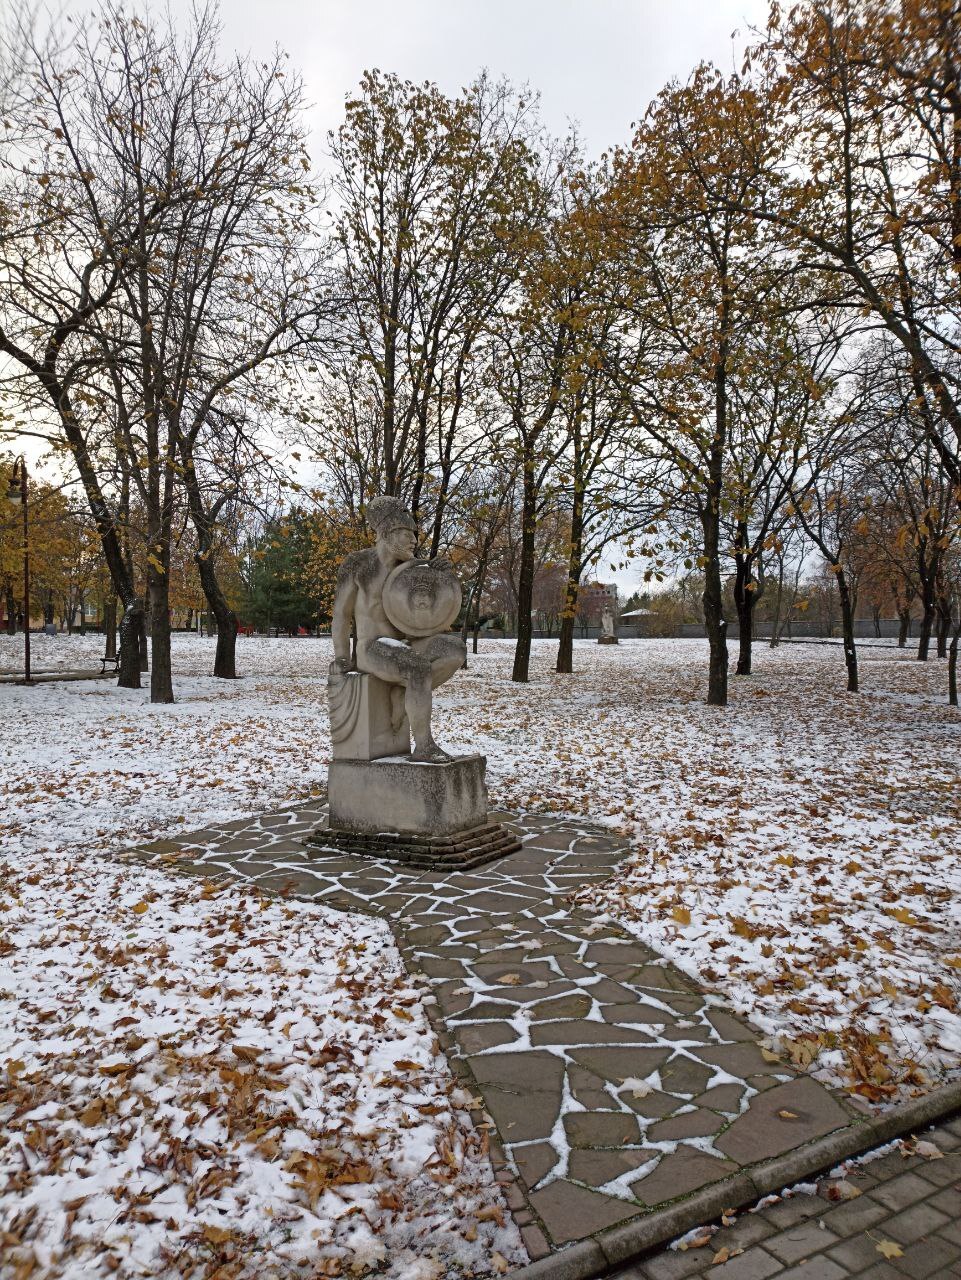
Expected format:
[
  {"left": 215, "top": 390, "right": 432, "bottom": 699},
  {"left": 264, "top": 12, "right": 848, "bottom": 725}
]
[{"left": 99, "top": 653, "right": 120, "bottom": 674}]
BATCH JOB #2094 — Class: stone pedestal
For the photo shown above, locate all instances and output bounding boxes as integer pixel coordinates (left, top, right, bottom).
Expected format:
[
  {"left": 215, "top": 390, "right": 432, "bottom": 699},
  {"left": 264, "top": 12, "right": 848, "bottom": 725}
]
[
  {"left": 315, "top": 754, "right": 520, "bottom": 870},
  {"left": 597, "top": 635, "right": 619, "bottom": 645}
]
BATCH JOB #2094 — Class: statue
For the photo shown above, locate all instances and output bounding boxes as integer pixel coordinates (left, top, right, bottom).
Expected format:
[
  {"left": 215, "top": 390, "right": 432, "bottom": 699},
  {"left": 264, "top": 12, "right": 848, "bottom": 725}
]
[
  {"left": 329, "top": 496, "right": 465, "bottom": 762},
  {"left": 315, "top": 495, "right": 520, "bottom": 868},
  {"left": 598, "top": 607, "right": 618, "bottom": 645}
]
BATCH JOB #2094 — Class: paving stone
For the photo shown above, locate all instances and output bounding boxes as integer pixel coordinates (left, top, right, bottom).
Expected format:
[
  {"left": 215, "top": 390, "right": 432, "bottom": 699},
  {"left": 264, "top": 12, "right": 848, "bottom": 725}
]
[
  {"left": 466, "top": 1051, "right": 565, "bottom": 1143},
  {"left": 704, "top": 1248, "right": 783, "bottom": 1280},
  {"left": 765, "top": 1218, "right": 838, "bottom": 1264},
  {"left": 647, "top": 1107, "right": 725, "bottom": 1141},
  {"left": 448, "top": 999, "right": 514, "bottom": 1020},
  {"left": 519, "top": 1222, "right": 551, "bottom": 1260},
  {"left": 715, "top": 1077, "right": 851, "bottom": 1165},
  {"left": 512, "top": 1141, "right": 560, "bottom": 1189},
  {"left": 528, "top": 993, "right": 593, "bottom": 1020},
  {"left": 601, "top": 1003, "right": 677, "bottom": 1025},
  {"left": 928, "top": 1184, "right": 961, "bottom": 1213},
  {"left": 693, "top": 1083, "right": 747, "bottom": 1113},
  {"left": 880, "top": 1200, "right": 951, "bottom": 1244},
  {"left": 564, "top": 1111, "right": 642, "bottom": 1148},
  {"left": 453, "top": 1022, "right": 519, "bottom": 1053},
  {"left": 568, "top": 1045, "right": 673, "bottom": 1083},
  {"left": 704, "top": 1008, "right": 761, "bottom": 1043},
  {"left": 708, "top": 1213, "right": 777, "bottom": 1252},
  {"left": 528, "top": 1177, "right": 642, "bottom": 1245},
  {"left": 567, "top": 1065, "right": 618, "bottom": 1110},
  {"left": 585, "top": 941, "right": 662, "bottom": 967},
  {"left": 531, "top": 1019, "right": 655, "bottom": 1047},
  {"left": 868, "top": 1169, "right": 941, "bottom": 1211},
  {"left": 617, "top": 1086, "right": 681, "bottom": 1119},
  {"left": 776, "top": 1259, "right": 847, "bottom": 1280},
  {"left": 658, "top": 1056, "right": 716, "bottom": 1096},
  {"left": 567, "top": 1146, "right": 657, "bottom": 1188},
  {"left": 818, "top": 1193, "right": 890, "bottom": 1234},
  {"left": 757, "top": 1194, "right": 827, "bottom": 1228},
  {"left": 827, "top": 1231, "right": 895, "bottom": 1273},
  {"left": 640, "top": 1249, "right": 716, "bottom": 1279},
  {"left": 630, "top": 1145, "right": 738, "bottom": 1207},
  {"left": 695, "top": 1042, "right": 789, "bottom": 1078},
  {"left": 939, "top": 1215, "right": 961, "bottom": 1245},
  {"left": 880, "top": 1235, "right": 961, "bottom": 1278},
  {"left": 915, "top": 1156, "right": 961, "bottom": 1188},
  {"left": 588, "top": 976, "right": 651, "bottom": 1005}
]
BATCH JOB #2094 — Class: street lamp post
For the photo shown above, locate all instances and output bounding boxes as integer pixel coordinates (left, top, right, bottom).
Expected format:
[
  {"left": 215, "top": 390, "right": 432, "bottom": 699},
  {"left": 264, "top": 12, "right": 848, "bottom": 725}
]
[{"left": 6, "top": 458, "right": 30, "bottom": 684}]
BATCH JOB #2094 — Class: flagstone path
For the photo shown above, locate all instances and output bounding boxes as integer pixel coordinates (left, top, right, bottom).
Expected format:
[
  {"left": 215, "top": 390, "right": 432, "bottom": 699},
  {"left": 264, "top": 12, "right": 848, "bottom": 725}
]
[{"left": 125, "top": 805, "right": 866, "bottom": 1264}]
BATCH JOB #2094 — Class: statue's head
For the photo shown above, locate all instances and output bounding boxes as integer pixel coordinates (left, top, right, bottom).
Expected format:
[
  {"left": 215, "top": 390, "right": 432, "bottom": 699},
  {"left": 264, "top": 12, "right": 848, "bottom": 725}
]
[{"left": 366, "top": 495, "right": 417, "bottom": 563}]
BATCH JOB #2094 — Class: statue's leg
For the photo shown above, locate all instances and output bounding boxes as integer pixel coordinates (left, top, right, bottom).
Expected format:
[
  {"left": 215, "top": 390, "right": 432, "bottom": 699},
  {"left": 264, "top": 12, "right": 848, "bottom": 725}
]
[
  {"left": 411, "top": 633, "right": 468, "bottom": 690},
  {"left": 359, "top": 639, "right": 440, "bottom": 761}
]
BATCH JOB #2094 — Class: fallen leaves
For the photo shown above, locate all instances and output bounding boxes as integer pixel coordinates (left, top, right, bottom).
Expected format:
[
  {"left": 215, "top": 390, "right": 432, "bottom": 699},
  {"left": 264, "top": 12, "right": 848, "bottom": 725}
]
[{"left": 876, "top": 1239, "right": 904, "bottom": 1259}]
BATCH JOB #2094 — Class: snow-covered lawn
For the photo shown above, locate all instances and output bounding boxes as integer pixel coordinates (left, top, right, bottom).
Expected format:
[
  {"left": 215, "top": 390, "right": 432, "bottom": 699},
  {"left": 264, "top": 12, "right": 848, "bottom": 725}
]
[
  {"left": 2, "top": 631, "right": 959, "bottom": 1274},
  {"left": 0, "top": 633, "right": 524, "bottom": 1279},
  {"left": 444, "top": 637, "right": 960, "bottom": 1102}
]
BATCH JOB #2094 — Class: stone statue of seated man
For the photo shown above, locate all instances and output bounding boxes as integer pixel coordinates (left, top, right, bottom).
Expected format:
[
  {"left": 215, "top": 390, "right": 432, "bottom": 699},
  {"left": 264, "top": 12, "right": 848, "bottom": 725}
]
[{"left": 330, "top": 495, "right": 466, "bottom": 762}]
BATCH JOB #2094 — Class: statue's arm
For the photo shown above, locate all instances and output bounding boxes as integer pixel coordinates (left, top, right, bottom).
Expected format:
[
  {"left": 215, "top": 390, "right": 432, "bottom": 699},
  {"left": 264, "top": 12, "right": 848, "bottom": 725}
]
[{"left": 331, "top": 572, "right": 358, "bottom": 669}]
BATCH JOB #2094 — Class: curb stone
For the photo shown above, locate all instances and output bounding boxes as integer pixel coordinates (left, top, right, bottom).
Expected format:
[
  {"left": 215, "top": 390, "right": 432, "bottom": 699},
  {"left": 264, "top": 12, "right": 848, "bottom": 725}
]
[{"left": 509, "top": 1080, "right": 961, "bottom": 1278}]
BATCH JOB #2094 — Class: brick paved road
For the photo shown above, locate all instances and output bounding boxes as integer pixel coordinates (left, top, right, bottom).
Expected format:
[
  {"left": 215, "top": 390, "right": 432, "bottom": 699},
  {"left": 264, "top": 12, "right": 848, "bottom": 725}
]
[{"left": 616, "top": 1115, "right": 961, "bottom": 1280}]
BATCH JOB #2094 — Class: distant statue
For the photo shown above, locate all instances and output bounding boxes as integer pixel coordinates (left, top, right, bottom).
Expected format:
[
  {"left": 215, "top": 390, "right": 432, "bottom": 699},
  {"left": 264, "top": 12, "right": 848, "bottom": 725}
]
[
  {"left": 598, "top": 607, "right": 618, "bottom": 645},
  {"left": 330, "top": 496, "right": 465, "bottom": 762}
]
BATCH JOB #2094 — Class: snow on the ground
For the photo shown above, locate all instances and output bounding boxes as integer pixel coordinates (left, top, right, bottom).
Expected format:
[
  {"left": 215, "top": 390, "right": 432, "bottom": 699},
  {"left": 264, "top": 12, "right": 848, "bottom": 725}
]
[
  {"left": 0, "top": 633, "right": 524, "bottom": 1279},
  {"left": 1, "top": 632, "right": 959, "bottom": 1276},
  {"left": 441, "top": 637, "right": 961, "bottom": 1103}
]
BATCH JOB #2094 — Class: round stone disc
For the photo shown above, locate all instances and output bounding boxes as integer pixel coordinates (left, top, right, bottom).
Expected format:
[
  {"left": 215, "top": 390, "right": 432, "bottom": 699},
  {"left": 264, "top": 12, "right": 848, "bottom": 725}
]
[{"left": 382, "top": 560, "right": 462, "bottom": 638}]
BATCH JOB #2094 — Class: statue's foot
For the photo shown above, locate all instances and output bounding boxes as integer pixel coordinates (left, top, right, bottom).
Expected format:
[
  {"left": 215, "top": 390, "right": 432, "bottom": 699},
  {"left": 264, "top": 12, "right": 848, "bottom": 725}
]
[
  {"left": 389, "top": 685, "right": 406, "bottom": 732},
  {"left": 411, "top": 739, "right": 452, "bottom": 763}
]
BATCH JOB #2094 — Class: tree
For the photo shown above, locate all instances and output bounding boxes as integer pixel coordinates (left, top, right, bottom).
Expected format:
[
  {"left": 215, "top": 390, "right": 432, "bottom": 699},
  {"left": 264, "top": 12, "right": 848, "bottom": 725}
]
[
  {"left": 738, "top": 1, "right": 961, "bottom": 512},
  {"left": 1, "top": 3, "right": 324, "bottom": 698},
  {"left": 605, "top": 66, "right": 787, "bottom": 704},
  {"left": 323, "top": 70, "right": 546, "bottom": 534}
]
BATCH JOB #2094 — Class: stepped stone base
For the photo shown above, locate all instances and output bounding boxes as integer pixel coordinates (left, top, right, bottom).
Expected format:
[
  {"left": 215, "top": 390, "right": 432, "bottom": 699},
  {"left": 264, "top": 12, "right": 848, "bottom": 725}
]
[
  {"left": 309, "top": 819, "right": 521, "bottom": 870},
  {"left": 316, "top": 751, "right": 518, "bottom": 869},
  {"left": 597, "top": 635, "right": 619, "bottom": 645}
]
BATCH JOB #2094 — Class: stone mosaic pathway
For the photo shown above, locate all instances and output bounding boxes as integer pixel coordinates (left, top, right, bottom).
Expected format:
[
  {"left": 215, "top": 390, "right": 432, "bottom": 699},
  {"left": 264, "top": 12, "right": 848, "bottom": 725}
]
[{"left": 126, "top": 805, "right": 864, "bottom": 1262}]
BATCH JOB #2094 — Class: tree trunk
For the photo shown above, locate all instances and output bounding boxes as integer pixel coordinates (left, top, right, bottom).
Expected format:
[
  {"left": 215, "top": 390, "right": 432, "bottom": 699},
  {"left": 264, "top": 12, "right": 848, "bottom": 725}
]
[
  {"left": 936, "top": 596, "right": 951, "bottom": 659},
  {"left": 918, "top": 604, "right": 935, "bottom": 660},
  {"left": 556, "top": 488, "right": 584, "bottom": 676},
  {"left": 511, "top": 453, "right": 537, "bottom": 684},
  {"left": 701, "top": 502, "right": 728, "bottom": 706},
  {"left": 197, "top": 554, "right": 238, "bottom": 679},
  {"left": 733, "top": 534, "right": 755, "bottom": 676},
  {"left": 79, "top": 593, "right": 86, "bottom": 636},
  {"left": 148, "top": 568, "right": 175, "bottom": 711},
  {"left": 138, "top": 613, "right": 149, "bottom": 671},
  {"left": 119, "top": 600, "right": 145, "bottom": 686},
  {"left": 949, "top": 624, "right": 959, "bottom": 706},
  {"left": 6, "top": 585, "right": 16, "bottom": 635},
  {"left": 837, "top": 566, "right": 859, "bottom": 693},
  {"left": 897, "top": 607, "right": 911, "bottom": 647},
  {"left": 104, "top": 600, "right": 117, "bottom": 659},
  {"left": 872, "top": 604, "right": 881, "bottom": 638}
]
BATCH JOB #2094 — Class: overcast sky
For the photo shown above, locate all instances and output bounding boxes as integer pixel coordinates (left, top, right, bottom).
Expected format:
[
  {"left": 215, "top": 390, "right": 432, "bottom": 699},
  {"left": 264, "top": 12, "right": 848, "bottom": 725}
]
[{"left": 171, "top": 0, "right": 772, "bottom": 162}]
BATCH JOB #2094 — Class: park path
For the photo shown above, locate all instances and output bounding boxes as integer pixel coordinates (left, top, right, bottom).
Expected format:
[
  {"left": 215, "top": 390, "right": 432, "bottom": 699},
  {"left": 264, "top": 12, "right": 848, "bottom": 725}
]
[{"left": 127, "top": 805, "right": 865, "bottom": 1265}]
